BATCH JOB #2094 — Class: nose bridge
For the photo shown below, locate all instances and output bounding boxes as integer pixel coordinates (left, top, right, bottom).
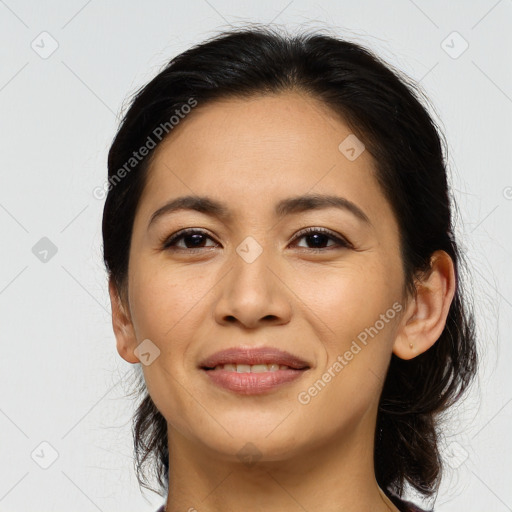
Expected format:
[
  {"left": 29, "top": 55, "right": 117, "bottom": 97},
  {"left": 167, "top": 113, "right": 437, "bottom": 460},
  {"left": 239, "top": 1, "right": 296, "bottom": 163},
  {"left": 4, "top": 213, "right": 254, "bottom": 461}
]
[
  {"left": 231, "top": 233, "right": 274, "bottom": 301},
  {"left": 213, "top": 233, "right": 291, "bottom": 327}
]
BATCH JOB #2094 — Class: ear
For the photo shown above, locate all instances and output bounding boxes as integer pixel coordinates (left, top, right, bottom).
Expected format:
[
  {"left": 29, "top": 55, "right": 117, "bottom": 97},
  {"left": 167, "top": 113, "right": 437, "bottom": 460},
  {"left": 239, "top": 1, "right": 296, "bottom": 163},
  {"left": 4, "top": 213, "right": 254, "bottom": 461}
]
[
  {"left": 108, "top": 278, "right": 139, "bottom": 364},
  {"left": 393, "top": 250, "right": 456, "bottom": 360}
]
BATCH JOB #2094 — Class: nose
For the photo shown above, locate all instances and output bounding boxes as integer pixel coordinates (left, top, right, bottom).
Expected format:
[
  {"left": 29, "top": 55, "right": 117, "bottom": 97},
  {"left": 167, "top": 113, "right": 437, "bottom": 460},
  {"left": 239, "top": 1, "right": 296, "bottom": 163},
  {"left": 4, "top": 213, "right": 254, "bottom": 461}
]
[{"left": 212, "top": 245, "right": 292, "bottom": 329}]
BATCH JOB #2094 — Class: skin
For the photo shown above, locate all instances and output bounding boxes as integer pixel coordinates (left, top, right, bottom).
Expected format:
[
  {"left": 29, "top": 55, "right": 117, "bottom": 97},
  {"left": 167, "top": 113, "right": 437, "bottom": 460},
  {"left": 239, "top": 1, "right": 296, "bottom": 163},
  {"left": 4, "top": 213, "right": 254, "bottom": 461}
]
[{"left": 109, "top": 91, "right": 455, "bottom": 512}]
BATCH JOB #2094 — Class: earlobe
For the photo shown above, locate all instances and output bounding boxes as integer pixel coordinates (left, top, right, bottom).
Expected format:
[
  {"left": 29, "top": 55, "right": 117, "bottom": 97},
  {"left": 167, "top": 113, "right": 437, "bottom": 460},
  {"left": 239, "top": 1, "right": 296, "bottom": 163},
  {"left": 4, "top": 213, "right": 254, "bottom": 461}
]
[
  {"left": 108, "top": 279, "right": 140, "bottom": 364},
  {"left": 393, "top": 250, "right": 456, "bottom": 360}
]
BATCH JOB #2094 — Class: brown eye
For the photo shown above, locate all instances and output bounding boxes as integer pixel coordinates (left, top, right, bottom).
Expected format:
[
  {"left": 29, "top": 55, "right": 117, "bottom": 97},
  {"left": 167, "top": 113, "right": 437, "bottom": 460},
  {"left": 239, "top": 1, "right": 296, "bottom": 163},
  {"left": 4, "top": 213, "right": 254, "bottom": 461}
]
[
  {"left": 291, "top": 227, "right": 352, "bottom": 251},
  {"left": 161, "top": 227, "right": 351, "bottom": 253},
  {"left": 162, "top": 229, "right": 218, "bottom": 251}
]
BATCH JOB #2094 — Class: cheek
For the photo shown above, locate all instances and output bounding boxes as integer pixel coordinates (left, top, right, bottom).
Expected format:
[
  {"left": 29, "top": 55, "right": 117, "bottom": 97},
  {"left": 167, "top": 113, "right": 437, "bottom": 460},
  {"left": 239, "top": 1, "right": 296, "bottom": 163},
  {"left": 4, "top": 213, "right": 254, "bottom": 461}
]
[
  {"left": 289, "top": 258, "right": 402, "bottom": 416},
  {"left": 291, "top": 258, "right": 401, "bottom": 348},
  {"left": 128, "top": 257, "right": 208, "bottom": 342},
  {"left": 130, "top": 262, "right": 210, "bottom": 436},
  {"left": 293, "top": 266, "right": 399, "bottom": 434}
]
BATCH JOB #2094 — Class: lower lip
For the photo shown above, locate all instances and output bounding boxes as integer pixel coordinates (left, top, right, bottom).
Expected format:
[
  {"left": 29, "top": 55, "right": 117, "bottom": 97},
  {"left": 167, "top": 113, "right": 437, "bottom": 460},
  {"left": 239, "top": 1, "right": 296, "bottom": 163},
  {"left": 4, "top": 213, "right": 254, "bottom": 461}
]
[{"left": 201, "top": 368, "right": 307, "bottom": 395}]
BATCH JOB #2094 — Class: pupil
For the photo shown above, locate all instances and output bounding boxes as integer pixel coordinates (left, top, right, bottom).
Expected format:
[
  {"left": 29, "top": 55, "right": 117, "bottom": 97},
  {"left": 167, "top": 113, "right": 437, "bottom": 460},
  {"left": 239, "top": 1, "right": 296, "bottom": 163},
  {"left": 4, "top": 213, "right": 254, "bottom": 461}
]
[
  {"left": 308, "top": 233, "right": 327, "bottom": 248},
  {"left": 187, "top": 234, "right": 204, "bottom": 247}
]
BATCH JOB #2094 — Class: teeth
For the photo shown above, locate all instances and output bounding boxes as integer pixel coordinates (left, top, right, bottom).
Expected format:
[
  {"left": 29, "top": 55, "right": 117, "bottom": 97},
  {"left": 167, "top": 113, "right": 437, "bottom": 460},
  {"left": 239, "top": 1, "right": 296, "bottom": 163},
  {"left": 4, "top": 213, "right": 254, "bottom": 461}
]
[{"left": 212, "top": 363, "right": 291, "bottom": 372}]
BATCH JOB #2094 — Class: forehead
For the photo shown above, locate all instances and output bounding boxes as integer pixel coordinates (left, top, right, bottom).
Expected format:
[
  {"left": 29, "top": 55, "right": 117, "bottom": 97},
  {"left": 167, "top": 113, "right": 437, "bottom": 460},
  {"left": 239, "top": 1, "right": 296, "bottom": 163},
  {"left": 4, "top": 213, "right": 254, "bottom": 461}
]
[
  {"left": 136, "top": 92, "right": 391, "bottom": 227},
  {"left": 152, "top": 91, "right": 354, "bottom": 165}
]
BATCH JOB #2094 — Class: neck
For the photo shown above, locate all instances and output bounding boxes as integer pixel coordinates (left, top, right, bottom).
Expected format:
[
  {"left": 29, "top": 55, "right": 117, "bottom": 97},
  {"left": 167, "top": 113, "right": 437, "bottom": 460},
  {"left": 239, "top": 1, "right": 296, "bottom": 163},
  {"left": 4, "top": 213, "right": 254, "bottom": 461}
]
[{"left": 163, "top": 417, "right": 399, "bottom": 512}]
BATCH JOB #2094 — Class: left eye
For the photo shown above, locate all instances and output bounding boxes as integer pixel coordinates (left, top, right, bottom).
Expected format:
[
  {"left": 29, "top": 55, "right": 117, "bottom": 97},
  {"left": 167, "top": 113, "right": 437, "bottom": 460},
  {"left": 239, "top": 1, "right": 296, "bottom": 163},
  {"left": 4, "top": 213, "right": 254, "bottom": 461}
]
[
  {"left": 291, "top": 227, "right": 351, "bottom": 251},
  {"left": 161, "top": 227, "right": 351, "bottom": 251}
]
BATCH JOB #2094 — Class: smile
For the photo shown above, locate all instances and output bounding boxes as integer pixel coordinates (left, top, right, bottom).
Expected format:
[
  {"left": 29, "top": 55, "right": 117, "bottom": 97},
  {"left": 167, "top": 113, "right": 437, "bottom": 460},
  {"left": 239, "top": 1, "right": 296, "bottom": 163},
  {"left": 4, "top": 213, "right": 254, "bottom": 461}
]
[{"left": 205, "top": 363, "right": 296, "bottom": 372}]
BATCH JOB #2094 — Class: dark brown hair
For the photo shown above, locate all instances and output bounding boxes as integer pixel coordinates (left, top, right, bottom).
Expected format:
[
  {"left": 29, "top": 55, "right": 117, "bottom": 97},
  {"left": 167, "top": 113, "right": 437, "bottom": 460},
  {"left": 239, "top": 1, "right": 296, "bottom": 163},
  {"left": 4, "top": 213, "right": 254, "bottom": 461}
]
[{"left": 102, "top": 25, "right": 477, "bottom": 501}]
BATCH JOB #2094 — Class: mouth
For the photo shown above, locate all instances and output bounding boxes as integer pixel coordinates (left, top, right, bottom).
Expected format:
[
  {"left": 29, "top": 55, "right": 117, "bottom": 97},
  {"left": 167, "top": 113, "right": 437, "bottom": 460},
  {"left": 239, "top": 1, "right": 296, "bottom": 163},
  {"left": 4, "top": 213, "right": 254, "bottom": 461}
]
[
  {"left": 202, "top": 363, "right": 309, "bottom": 372},
  {"left": 198, "top": 347, "right": 311, "bottom": 395},
  {"left": 198, "top": 346, "right": 311, "bottom": 370}
]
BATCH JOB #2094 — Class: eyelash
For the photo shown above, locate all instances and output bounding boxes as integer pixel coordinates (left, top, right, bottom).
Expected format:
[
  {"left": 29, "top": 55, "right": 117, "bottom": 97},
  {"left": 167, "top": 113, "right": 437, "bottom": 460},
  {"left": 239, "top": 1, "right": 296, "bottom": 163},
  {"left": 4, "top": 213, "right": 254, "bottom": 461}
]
[{"left": 161, "top": 227, "right": 352, "bottom": 253}]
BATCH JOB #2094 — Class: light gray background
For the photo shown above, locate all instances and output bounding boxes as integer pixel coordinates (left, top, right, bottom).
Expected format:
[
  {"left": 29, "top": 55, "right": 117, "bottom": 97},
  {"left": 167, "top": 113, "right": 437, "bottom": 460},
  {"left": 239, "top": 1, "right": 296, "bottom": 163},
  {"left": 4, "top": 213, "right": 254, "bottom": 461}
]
[{"left": 0, "top": 1, "right": 511, "bottom": 511}]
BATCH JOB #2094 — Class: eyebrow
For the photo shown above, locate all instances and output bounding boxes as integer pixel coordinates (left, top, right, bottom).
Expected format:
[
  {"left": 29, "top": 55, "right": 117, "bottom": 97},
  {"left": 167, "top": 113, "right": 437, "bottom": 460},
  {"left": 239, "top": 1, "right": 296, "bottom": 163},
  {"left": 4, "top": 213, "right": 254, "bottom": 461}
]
[{"left": 148, "top": 193, "right": 372, "bottom": 229}]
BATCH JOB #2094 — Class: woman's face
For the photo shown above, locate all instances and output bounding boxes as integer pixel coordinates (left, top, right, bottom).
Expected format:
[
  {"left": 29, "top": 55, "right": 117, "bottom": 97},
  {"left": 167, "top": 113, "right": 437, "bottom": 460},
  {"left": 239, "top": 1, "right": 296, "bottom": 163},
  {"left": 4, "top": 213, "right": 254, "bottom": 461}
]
[{"left": 119, "top": 91, "right": 408, "bottom": 462}]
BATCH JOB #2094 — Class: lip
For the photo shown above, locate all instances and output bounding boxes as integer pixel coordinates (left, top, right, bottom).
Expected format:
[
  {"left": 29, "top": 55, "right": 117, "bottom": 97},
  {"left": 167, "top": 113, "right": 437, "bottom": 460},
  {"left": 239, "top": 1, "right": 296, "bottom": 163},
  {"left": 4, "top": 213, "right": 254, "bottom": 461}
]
[
  {"left": 202, "top": 368, "right": 307, "bottom": 395},
  {"left": 198, "top": 346, "right": 311, "bottom": 395},
  {"left": 198, "top": 346, "right": 310, "bottom": 370}
]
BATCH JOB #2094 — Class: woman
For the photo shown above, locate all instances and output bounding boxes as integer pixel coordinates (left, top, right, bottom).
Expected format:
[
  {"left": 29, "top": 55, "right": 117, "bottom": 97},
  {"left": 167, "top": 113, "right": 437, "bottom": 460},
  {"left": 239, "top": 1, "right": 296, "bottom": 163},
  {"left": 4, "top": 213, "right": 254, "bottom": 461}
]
[{"left": 102, "top": 26, "right": 477, "bottom": 512}]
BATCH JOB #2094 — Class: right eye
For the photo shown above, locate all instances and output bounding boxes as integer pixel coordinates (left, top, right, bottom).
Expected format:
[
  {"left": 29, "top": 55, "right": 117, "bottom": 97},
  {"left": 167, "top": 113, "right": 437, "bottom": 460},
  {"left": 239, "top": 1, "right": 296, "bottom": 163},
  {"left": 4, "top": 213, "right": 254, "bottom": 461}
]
[{"left": 161, "top": 229, "right": 220, "bottom": 252}]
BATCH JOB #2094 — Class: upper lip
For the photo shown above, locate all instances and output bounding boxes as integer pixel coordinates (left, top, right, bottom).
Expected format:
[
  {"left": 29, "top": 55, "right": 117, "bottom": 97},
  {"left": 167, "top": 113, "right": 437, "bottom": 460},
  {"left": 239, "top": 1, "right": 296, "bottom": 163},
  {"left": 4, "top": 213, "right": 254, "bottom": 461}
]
[{"left": 199, "top": 347, "right": 310, "bottom": 370}]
